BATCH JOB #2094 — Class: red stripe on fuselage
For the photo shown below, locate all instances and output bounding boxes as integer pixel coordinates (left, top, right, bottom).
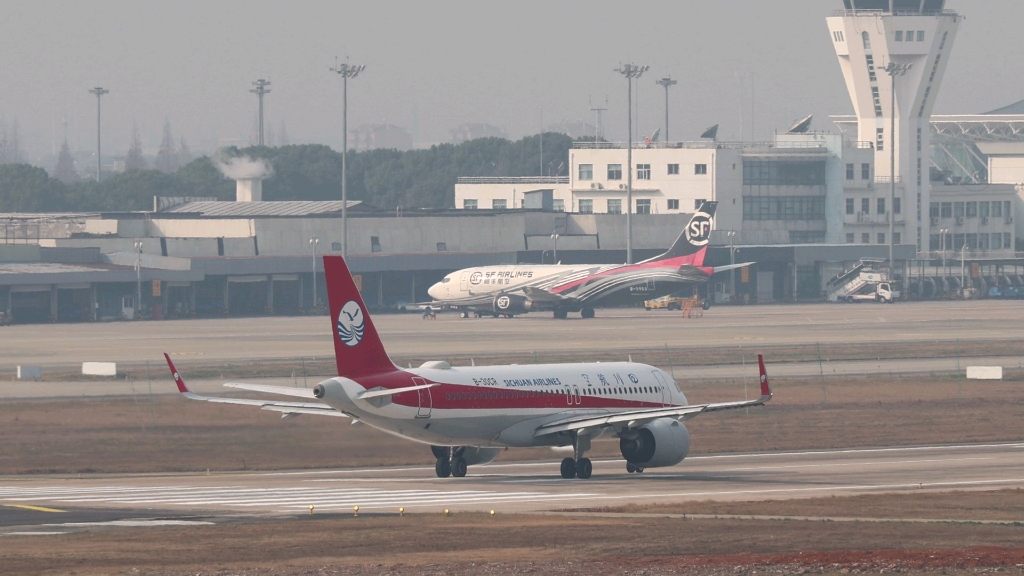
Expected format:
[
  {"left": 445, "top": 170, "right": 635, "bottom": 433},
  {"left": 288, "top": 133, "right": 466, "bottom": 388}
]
[
  {"left": 355, "top": 370, "right": 673, "bottom": 411},
  {"left": 549, "top": 247, "right": 708, "bottom": 295}
]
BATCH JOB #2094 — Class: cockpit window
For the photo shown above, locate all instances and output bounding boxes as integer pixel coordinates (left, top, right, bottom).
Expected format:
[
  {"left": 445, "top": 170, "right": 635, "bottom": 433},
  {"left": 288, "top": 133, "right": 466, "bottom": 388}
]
[{"left": 442, "top": 277, "right": 451, "bottom": 284}]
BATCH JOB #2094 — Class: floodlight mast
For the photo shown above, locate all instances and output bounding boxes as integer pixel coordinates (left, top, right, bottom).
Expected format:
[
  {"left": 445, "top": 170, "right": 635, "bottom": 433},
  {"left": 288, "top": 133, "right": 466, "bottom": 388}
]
[
  {"left": 330, "top": 61, "right": 366, "bottom": 260},
  {"left": 250, "top": 79, "right": 272, "bottom": 147},
  {"left": 615, "top": 63, "right": 649, "bottom": 265},
  {"left": 656, "top": 76, "right": 677, "bottom": 142},
  {"left": 89, "top": 87, "right": 109, "bottom": 182},
  {"left": 883, "top": 61, "right": 912, "bottom": 271}
]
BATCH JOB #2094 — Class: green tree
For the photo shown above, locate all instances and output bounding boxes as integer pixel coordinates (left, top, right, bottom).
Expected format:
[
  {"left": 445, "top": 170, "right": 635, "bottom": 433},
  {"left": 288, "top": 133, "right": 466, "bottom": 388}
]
[
  {"left": 0, "top": 164, "right": 69, "bottom": 212},
  {"left": 124, "top": 123, "right": 147, "bottom": 171},
  {"left": 53, "top": 140, "right": 78, "bottom": 184}
]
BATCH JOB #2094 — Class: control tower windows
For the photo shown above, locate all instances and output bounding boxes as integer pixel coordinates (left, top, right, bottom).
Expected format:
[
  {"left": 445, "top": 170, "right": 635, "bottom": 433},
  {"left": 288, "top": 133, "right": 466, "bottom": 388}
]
[
  {"left": 866, "top": 55, "right": 877, "bottom": 82},
  {"left": 876, "top": 128, "right": 885, "bottom": 150},
  {"left": 872, "top": 87, "right": 883, "bottom": 117},
  {"left": 862, "top": 32, "right": 871, "bottom": 50}
]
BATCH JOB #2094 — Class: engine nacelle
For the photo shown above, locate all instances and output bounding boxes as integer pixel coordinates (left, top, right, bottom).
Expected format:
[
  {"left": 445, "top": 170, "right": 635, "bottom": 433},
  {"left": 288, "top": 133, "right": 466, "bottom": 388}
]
[
  {"left": 493, "top": 293, "right": 533, "bottom": 315},
  {"left": 619, "top": 418, "right": 691, "bottom": 468},
  {"left": 430, "top": 445, "right": 501, "bottom": 466}
]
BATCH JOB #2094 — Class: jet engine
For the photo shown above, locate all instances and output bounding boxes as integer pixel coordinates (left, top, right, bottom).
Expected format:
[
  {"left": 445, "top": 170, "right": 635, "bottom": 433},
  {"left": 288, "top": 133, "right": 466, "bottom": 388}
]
[
  {"left": 618, "top": 418, "right": 691, "bottom": 468},
  {"left": 430, "top": 445, "right": 501, "bottom": 466},
  {"left": 492, "top": 293, "right": 533, "bottom": 315}
]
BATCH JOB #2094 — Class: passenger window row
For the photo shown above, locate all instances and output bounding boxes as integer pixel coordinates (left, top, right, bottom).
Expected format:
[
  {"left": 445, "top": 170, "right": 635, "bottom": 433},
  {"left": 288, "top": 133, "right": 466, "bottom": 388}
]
[{"left": 443, "top": 386, "right": 664, "bottom": 401}]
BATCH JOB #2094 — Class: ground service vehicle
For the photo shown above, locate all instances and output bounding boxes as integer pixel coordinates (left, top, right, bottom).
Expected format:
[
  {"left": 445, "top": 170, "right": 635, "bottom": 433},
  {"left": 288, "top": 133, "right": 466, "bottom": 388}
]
[{"left": 165, "top": 255, "right": 772, "bottom": 479}]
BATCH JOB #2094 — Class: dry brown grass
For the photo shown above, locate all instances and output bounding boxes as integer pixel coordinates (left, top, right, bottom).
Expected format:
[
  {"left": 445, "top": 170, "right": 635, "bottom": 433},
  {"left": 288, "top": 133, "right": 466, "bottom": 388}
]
[
  {"left": 3, "top": 506, "right": 1024, "bottom": 575},
  {"left": 1, "top": 372, "right": 1023, "bottom": 474}
]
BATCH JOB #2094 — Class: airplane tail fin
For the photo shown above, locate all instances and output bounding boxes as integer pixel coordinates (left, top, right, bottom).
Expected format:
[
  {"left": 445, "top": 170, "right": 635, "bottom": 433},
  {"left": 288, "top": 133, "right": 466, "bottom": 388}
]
[
  {"left": 651, "top": 201, "right": 718, "bottom": 265},
  {"left": 323, "top": 256, "right": 398, "bottom": 378}
]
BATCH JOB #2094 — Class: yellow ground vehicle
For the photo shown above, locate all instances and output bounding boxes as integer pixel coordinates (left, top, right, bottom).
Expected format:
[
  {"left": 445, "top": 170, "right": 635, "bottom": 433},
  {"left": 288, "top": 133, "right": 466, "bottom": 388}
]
[{"left": 644, "top": 294, "right": 689, "bottom": 311}]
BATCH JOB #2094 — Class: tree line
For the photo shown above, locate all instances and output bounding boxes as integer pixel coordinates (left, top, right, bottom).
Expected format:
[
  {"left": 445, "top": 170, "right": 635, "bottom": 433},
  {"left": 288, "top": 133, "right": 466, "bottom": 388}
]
[{"left": 0, "top": 133, "right": 579, "bottom": 213}]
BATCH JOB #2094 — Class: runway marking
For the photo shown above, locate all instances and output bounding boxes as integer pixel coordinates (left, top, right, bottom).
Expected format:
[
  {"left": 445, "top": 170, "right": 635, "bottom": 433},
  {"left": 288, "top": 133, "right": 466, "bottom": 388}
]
[
  {"left": 3, "top": 504, "right": 65, "bottom": 513},
  {"left": 720, "top": 456, "right": 995, "bottom": 472},
  {"left": 3, "top": 531, "right": 67, "bottom": 536}
]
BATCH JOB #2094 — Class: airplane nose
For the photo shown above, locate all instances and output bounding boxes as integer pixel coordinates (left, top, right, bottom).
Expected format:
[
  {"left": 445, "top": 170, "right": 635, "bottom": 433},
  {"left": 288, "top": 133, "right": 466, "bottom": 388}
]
[{"left": 427, "top": 282, "right": 442, "bottom": 299}]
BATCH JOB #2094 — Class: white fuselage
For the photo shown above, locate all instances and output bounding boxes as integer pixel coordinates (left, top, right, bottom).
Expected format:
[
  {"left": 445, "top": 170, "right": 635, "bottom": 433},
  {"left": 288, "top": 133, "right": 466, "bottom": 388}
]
[
  {"left": 316, "top": 362, "right": 685, "bottom": 448},
  {"left": 427, "top": 264, "right": 615, "bottom": 305}
]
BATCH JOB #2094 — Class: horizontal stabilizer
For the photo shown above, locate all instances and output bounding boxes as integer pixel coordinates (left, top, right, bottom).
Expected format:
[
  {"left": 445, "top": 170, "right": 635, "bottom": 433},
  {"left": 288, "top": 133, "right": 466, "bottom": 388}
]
[
  {"left": 712, "top": 262, "right": 755, "bottom": 274},
  {"left": 357, "top": 382, "right": 435, "bottom": 400}
]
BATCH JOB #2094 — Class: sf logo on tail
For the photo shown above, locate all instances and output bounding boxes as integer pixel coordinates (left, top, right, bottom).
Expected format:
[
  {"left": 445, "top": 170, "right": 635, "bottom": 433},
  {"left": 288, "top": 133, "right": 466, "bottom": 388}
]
[
  {"left": 685, "top": 212, "right": 713, "bottom": 247},
  {"left": 337, "top": 301, "right": 366, "bottom": 347}
]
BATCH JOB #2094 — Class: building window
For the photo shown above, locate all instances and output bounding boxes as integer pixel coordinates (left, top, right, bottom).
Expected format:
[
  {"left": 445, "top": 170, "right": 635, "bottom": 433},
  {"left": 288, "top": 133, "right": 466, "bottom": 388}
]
[
  {"left": 1005, "top": 201, "right": 1012, "bottom": 219},
  {"left": 930, "top": 202, "right": 939, "bottom": 219},
  {"left": 917, "top": 128, "right": 922, "bottom": 152},
  {"left": 941, "top": 202, "right": 952, "bottom": 218},
  {"left": 992, "top": 233, "right": 1003, "bottom": 250},
  {"left": 637, "top": 164, "right": 651, "bottom": 180},
  {"left": 992, "top": 201, "right": 1003, "bottom": 218},
  {"left": 578, "top": 199, "right": 593, "bottom": 214},
  {"left": 492, "top": 199, "right": 507, "bottom": 210},
  {"left": 876, "top": 127, "right": 884, "bottom": 149},
  {"left": 436, "top": 242, "right": 447, "bottom": 252},
  {"left": 861, "top": 198, "right": 870, "bottom": 214},
  {"left": 979, "top": 233, "right": 990, "bottom": 250},
  {"left": 877, "top": 233, "right": 885, "bottom": 245},
  {"left": 742, "top": 196, "right": 826, "bottom": 221},
  {"left": 667, "top": 199, "right": 679, "bottom": 210},
  {"left": 872, "top": 87, "right": 883, "bottom": 117},
  {"left": 966, "top": 201, "right": 977, "bottom": 218},
  {"left": 742, "top": 160, "right": 826, "bottom": 185},
  {"left": 877, "top": 198, "right": 886, "bottom": 215},
  {"left": 1005, "top": 233, "right": 1012, "bottom": 249},
  {"left": 866, "top": 55, "right": 877, "bottom": 82},
  {"left": 979, "top": 201, "right": 990, "bottom": 218},
  {"left": 578, "top": 164, "right": 593, "bottom": 180},
  {"left": 552, "top": 199, "right": 565, "bottom": 212},
  {"left": 636, "top": 199, "right": 651, "bottom": 214},
  {"left": 607, "top": 164, "right": 622, "bottom": 180},
  {"left": 667, "top": 163, "right": 679, "bottom": 175},
  {"left": 917, "top": 31, "right": 925, "bottom": 42},
  {"left": 894, "top": 232, "right": 901, "bottom": 245},
  {"left": 463, "top": 199, "right": 478, "bottom": 210},
  {"left": 846, "top": 198, "right": 855, "bottom": 215},
  {"left": 862, "top": 163, "right": 871, "bottom": 180},
  {"left": 894, "top": 197, "right": 901, "bottom": 215},
  {"left": 862, "top": 31, "right": 871, "bottom": 50},
  {"left": 966, "top": 233, "right": 978, "bottom": 250},
  {"left": 695, "top": 164, "right": 708, "bottom": 175},
  {"left": 894, "top": 31, "right": 903, "bottom": 41},
  {"left": 954, "top": 202, "right": 964, "bottom": 218},
  {"left": 846, "top": 164, "right": 854, "bottom": 180},
  {"left": 789, "top": 231, "right": 826, "bottom": 244},
  {"left": 862, "top": 233, "right": 870, "bottom": 244},
  {"left": 607, "top": 199, "right": 622, "bottom": 214},
  {"left": 371, "top": 236, "right": 382, "bottom": 253},
  {"left": 847, "top": 233, "right": 855, "bottom": 244}
]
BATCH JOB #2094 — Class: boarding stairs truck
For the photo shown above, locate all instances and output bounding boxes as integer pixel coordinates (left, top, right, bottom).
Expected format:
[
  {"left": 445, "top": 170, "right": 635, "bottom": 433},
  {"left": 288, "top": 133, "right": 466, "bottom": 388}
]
[{"left": 827, "top": 259, "right": 900, "bottom": 303}]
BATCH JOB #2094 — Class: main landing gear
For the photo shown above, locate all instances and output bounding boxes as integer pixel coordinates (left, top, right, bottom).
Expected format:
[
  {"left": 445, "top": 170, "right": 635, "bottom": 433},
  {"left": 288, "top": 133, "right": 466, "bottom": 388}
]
[
  {"left": 434, "top": 446, "right": 468, "bottom": 478},
  {"left": 626, "top": 462, "right": 645, "bottom": 474},
  {"left": 559, "top": 432, "right": 593, "bottom": 479}
]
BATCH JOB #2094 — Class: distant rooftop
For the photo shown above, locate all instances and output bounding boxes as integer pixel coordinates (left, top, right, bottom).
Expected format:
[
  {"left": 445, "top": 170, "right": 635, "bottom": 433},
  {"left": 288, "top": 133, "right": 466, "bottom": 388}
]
[
  {"left": 834, "top": 0, "right": 954, "bottom": 15},
  {"left": 160, "top": 201, "right": 365, "bottom": 218},
  {"left": 984, "top": 99, "right": 1024, "bottom": 116},
  {"left": 456, "top": 177, "right": 568, "bottom": 185}
]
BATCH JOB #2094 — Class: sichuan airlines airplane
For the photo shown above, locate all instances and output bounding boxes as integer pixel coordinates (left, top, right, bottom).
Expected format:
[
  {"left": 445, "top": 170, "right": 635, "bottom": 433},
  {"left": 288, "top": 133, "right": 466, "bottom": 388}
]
[
  {"left": 426, "top": 201, "right": 751, "bottom": 319},
  {"left": 165, "top": 255, "right": 771, "bottom": 479}
]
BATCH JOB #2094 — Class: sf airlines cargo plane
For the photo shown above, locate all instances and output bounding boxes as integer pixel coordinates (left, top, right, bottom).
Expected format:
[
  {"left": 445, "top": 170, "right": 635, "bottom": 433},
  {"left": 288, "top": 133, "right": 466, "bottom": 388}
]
[
  {"left": 165, "top": 255, "right": 772, "bottom": 479},
  {"left": 426, "top": 201, "right": 752, "bottom": 319}
]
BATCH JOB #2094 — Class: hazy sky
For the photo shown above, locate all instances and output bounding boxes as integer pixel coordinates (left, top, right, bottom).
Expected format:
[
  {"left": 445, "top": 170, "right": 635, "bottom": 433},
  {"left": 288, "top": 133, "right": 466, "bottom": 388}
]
[{"left": 1, "top": 0, "right": 1020, "bottom": 162}]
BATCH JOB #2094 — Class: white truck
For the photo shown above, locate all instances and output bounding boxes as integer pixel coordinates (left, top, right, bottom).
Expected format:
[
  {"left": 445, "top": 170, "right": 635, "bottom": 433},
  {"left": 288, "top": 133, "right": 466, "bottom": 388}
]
[{"left": 827, "top": 260, "right": 900, "bottom": 303}]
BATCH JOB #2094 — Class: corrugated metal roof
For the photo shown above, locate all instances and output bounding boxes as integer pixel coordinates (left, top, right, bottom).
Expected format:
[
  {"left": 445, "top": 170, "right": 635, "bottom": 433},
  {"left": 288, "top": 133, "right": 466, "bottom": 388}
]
[{"left": 162, "top": 201, "right": 361, "bottom": 217}]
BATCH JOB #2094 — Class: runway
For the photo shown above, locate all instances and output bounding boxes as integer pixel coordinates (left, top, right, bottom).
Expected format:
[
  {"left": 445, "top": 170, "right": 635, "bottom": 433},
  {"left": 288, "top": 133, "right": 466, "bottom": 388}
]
[
  {"left": 3, "top": 442, "right": 1022, "bottom": 522},
  {"left": 1, "top": 300, "right": 1022, "bottom": 373}
]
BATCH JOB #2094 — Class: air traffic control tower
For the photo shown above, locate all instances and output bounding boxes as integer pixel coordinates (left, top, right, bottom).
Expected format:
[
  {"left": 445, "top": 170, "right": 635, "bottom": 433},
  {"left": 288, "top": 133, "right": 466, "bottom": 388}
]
[{"left": 827, "top": 0, "right": 962, "bottom": 254}]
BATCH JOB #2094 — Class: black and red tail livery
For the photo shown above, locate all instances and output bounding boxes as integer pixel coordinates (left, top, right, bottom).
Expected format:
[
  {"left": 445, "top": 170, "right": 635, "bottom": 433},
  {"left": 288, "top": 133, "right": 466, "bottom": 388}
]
[
  {"left": 651, "top": 200, "right": 717, "bottom": 265},
  {"left": 324, "top": 256, "right": 398, "bottom": 378}
]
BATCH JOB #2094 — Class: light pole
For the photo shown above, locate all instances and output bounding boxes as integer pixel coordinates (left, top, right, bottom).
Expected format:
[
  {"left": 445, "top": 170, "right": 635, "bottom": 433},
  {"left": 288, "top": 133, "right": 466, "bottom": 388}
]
[
  {"left": 727, "top": 231, "right": 737, "bottom": 301},
  {"left": 309, "top": 236, "right": 320, "bottom": 309},
  {"left": 330, "top": 61, "right": 366, "bottom": 260},
  {"left": 882, "top": 61, "right": 912, "bottom": 270},
  {"left": 615, "top": 63, "right": 649, "bottom": 264},
  {"left": 656, "top": 76, "right": 677, "bottom": 143},
  {"left": 89, "top": 87, "right": 109, "bottom": 182},
  {"left": 250, "top": 79, "right": 271, "bottom": 146},
  {"left": 551, "top": 233, "right": 559, "bottom": 264},
  {"left": 939, "top": 228, "right": 948, "bottom": 277},
  {"left": 134, "top": 239, "right": 143, "bottom": 318},
  {"left": 961, "top": 242, "right": 967, "bottom": 297}
]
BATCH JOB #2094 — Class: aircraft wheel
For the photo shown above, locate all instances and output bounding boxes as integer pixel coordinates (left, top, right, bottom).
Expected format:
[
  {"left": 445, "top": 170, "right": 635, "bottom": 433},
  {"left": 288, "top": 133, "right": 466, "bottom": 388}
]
[
  {"left": 580, "top": 307, "right": 595, "bottom": 319},
  {"left": 554, "top": 310, "right": 568, "bottom": 319},
  {"left": 492, "top": 312, "right": 499, "bottom": 318},
  {"left": 435, "top": 457, "right": 452, "bottom": 478},
  {"left": 460, "top": 311, "right": 469, "bottom": 318},
  {"left": 560, "top": 457, "right": 577, "bottom": 479},
  {"left": 451, "top": 457, "right": 468, "bottom": 478},
  {"left": 576, "top": 458, "right": 593, "bottom": 479},
  {"left": 626, "top": 462, "right": 637, "bottom": 474}
]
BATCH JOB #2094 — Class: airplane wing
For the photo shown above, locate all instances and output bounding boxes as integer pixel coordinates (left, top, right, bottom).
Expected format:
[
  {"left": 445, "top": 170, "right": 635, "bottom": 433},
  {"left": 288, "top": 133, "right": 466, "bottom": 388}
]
[
  {"left": 164, "top": 354, "right": 345, "bottom": 418},
  {"left": 534, "top": 354, "right": 772, "bottom": 437},
  {"left": 523, "top": 286, "right": 574, "bottom": 302},
  {"left": 712, "top": 262, "right": 755, "bottom": 274}
]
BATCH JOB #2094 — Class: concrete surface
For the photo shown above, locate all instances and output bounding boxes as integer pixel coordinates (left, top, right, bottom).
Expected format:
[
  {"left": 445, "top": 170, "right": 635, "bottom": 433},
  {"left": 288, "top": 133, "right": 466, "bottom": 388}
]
[{"left": 1, "top": 442, "right": 1021, "bottom": 518}]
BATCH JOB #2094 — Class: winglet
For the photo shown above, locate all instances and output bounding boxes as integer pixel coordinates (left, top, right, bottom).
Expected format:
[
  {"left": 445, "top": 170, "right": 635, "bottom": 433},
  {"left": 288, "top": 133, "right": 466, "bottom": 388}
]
[
  {"left": 163, "top": 353, "right": 190, "bottom": 394},
  {"left": 757, "top": 354, "right": 772, "bottom": 401}
]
